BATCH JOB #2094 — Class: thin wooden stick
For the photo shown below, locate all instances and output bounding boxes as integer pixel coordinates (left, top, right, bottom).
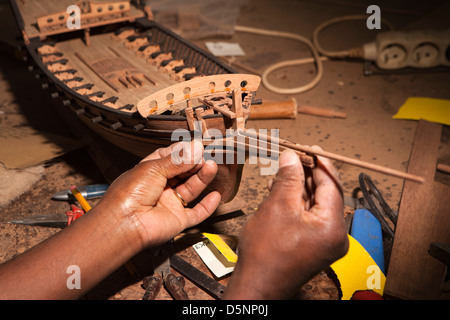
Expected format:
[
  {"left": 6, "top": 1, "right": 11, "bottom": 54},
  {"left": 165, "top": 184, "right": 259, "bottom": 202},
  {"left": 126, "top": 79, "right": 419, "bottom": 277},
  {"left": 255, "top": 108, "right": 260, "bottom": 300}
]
[
  {"left": 238, "top": 129, "right": 425, "bottom": 183},
  {"left": 437, "top": 163, "right": 450, "bottom": 174},
  {"left": 201, "top": 135, "right": 316, "bottom": 167}
]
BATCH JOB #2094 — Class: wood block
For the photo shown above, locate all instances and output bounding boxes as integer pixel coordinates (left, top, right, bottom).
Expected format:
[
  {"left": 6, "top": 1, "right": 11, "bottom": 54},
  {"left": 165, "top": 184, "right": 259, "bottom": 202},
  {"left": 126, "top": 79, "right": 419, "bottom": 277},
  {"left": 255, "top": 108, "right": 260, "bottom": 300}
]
[{"left": 384, "top": 120, "right": 450, "bottom": 300}]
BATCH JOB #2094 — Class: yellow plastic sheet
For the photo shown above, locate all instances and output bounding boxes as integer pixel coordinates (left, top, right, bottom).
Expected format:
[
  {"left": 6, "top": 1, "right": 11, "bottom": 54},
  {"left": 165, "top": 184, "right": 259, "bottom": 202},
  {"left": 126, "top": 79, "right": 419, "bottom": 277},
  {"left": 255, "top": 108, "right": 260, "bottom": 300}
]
[
  {"left": 330, "top": 235, "right": 386, "bottom": 300},
  {"left": 393, "top": 97, "right": 450, "bottom": 126},
  {"left": 202, "top": 233, "right": 238, "bottom": 263}
]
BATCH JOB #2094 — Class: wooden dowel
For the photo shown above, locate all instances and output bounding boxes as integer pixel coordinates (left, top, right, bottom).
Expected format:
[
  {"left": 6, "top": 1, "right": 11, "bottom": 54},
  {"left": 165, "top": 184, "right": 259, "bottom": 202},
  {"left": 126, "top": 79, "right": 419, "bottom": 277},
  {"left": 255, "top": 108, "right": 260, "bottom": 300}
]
[
  {"left": 238, "top": 129, "right": 425, "bottom": 183},
  {"left": 437, "top": 163, "right": 450, "bottom": 174},
  {"left": 201, "top": 135, "right": 315, "bottom": 167},
  {"left": 249, "top": 99, "right": 347, "bottom": 120},
  {"left": 298, "top": 105, "right": 347, "bottom": 118}
]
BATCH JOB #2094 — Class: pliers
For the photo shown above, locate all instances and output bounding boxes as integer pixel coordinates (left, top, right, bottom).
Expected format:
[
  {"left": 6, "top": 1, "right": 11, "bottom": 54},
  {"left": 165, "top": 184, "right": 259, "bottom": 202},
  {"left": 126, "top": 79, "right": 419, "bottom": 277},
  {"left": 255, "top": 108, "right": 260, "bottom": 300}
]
[
  {"left": 358, "top": 172, "right": 397, "bottom": 239},
  {"left": 8, "top": 204, "right": 85, "bottom": 228},
  {"left": 142, "top": 248, "right": 189, "bottom": 300}
]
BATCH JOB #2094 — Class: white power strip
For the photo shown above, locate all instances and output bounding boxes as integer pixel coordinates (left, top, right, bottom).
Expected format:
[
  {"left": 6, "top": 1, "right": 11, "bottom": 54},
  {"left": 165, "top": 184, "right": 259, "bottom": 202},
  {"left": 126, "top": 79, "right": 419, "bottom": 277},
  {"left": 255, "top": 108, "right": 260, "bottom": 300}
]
[
  {"left": 363, "top": 29, "right": 450, "bottom": 70},
  {"left": 235, "top": 18, "right": 450, "bottom": 94}
]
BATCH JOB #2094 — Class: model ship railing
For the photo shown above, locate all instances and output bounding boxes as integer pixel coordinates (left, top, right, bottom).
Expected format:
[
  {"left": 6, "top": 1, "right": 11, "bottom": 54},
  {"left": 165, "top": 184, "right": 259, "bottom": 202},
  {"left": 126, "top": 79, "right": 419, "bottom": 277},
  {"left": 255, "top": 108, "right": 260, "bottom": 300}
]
[
  {"left": 136, "top": 74, "right": 261, "bottom": 116},
  {"left": 37, "top": 1, "right": 136, "bottom": 34}
]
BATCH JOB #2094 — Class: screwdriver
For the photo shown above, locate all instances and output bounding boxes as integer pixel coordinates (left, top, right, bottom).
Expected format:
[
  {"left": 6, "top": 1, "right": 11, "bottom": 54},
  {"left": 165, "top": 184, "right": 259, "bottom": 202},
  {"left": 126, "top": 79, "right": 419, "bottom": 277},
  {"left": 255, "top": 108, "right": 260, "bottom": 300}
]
[{"left": 52, "top": 184, "right": 109, "bottom": 201}]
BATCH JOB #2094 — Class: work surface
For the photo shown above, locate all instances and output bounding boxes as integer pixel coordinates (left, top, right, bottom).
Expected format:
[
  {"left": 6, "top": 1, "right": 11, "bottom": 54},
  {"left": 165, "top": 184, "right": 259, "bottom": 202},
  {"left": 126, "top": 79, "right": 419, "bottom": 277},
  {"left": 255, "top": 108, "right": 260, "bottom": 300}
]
[{"left": 0, "top": 0, "right": 449, "bottom": 300}]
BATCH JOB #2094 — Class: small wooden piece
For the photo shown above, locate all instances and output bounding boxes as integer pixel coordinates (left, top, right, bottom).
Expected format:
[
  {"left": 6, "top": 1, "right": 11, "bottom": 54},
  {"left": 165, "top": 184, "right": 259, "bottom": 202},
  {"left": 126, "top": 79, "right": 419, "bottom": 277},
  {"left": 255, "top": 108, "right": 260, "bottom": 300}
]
[
  {"left": 202, "top": 97, "right": 236, "bottom": 119},
  {"left": 125, "top": 37, "right": 148, "bottom": 50},
  {"left": 147, "top": 52, "right": 173, "bottom": 65},
  {"left": 194, "top": 108, "right": 207, "bottom": 135},
  {"left": 136, "top": 44, "right": 161, "bottom": 58},
  {"left": 111, "top": 28, "right": 136, "bottom": 41},
  {"left": 298, "top": 105, "right": 347, "bottom": 119},
  {"left": 384, "top": 120, "right": 450, "bottom": 300},
  {"left": 437, "top": 163, "right": 450, "bottom": 174},
  {"left": 171, "top": 67, "right": 196, "bottom": 81},
  {"left": 231, "top": 88, "right": 245, "bottom": 130},
  {"left": 249, "top": 99, "right": 347, "bottom": 120},
  {"left": 184, "top": 106, "right": 195, "bottom": 131},
  {"left": 84, "top": 28, "right": 91, "bottom": 47},
  {"left": 159, "top": 59, "right": 184, "bottom": 73}
]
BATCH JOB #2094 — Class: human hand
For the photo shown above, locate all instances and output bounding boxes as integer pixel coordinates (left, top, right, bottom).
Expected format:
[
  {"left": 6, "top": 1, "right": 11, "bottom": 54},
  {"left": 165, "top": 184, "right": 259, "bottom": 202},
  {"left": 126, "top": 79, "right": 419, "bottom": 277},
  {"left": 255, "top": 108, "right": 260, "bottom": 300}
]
[
  {"left": 0, "top": 141, "right": 221, "bottom": 300},
  {"left": 224, "top": 148, "right": 349, "bottom": 299},
  {"left": 95, "top": 140, "right": 221, "bottom": 250}
]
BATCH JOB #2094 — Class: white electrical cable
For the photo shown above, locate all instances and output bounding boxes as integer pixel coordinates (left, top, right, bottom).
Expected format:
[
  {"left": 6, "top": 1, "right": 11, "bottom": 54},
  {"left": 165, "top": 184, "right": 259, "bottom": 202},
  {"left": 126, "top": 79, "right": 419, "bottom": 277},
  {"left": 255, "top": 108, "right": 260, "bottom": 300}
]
[
  {"left": 234, "top": 24, "right": 327, "bottom": 95},
  {"left": 313, "top": 15, "right": 394, "bottom": 58},
  {"left": 234, "top": 15, "right": 394, "bottom": 95}
]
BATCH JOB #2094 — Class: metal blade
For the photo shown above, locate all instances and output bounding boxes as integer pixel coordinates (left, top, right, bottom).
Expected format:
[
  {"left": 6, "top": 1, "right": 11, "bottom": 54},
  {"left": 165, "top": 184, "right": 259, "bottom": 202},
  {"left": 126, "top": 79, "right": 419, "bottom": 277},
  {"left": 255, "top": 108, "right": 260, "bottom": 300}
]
[
  {"left": 8, "top": 214, "right": 68, "bottom": 228},
  {"left": 153, "top": 249, "right": 171, "bottom": 278},
  {"left": 170, "top": 254, "right": 226, "bottom": 300}
]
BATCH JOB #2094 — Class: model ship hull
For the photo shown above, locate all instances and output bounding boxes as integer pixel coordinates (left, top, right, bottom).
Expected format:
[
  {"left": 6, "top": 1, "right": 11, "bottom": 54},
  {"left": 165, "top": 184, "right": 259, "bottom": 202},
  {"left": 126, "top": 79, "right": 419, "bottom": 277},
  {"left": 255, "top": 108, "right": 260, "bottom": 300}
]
[{"left": 10, "top": 1, "right": 262, "bottom": 202}]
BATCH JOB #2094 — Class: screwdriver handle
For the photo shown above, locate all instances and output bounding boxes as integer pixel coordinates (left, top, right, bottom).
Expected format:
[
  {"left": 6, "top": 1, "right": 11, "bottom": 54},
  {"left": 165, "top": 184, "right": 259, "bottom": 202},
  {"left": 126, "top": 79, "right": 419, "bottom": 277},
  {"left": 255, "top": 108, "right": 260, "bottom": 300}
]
[
  {"left": 249, "top": 98, "right": 297, "bottom": 119},
  {"left": 165, "top": 273, "right": 189, "bottom": 300}
]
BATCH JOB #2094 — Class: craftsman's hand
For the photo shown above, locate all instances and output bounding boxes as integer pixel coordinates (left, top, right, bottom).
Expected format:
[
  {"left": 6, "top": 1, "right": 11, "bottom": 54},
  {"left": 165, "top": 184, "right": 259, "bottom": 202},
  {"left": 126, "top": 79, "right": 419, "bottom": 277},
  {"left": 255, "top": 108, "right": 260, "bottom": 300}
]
[
  {"left": 224, "top": 148, "right": 349, "bottom": 299},
  {"left": 95, "top": 140, "right": 221, "bottom": 249},
  {"left": 0, "top": 140, "right": 221, "bottom": 300}
]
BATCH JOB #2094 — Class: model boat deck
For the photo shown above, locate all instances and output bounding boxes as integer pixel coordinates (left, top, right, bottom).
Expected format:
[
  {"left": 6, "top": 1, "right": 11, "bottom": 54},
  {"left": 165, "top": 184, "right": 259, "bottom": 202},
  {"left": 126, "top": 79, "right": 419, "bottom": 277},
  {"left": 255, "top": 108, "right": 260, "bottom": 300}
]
[{"left": 40, "top": 30, "right": 180, "bottom": 113}]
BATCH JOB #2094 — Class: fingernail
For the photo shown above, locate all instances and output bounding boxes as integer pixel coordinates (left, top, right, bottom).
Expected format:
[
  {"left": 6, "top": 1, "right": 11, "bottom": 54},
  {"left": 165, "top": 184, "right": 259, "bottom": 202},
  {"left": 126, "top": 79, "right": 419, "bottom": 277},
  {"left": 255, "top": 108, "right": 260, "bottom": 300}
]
[{"left": 279, "top": 149, "right": 300, "bottom": 168}]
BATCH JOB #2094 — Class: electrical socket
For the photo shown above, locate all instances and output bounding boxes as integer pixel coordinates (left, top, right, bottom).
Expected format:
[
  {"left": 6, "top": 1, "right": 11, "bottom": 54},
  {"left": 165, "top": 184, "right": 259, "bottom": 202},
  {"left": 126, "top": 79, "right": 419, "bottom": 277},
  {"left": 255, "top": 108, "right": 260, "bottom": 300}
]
[
  {"left": 412, "top": 43, "right": 440, "bottom": 67},
  {"left": 380, "top": 44, "right": 407, "bottom": 67},
  {"left": 363, "top": 29, "right": 450, "bottom": 70}
]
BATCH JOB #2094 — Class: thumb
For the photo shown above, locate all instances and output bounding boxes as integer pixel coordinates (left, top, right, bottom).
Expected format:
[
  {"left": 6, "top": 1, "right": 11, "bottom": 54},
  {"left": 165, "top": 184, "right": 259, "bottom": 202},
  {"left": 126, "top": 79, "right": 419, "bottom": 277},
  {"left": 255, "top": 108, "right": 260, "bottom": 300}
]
[
  {"left": 151, "top": 140, "right": 205, "bottom": 180},
  {"left": 269, "top": 149, "right": 305, "bottom": 205}
]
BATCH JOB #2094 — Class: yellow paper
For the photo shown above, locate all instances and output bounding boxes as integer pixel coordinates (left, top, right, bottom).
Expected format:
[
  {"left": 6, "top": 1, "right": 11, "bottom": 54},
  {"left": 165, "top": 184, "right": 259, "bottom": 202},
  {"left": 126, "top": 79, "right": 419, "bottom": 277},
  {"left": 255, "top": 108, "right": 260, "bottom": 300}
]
[
  {"left": 330, "top": 235, "right": 386, "bottom": 300},
  {"left": 393, "top": 97, "right": 450, "bottom": 126},
  {"left": 202, "top": 233, "right": 238, "bottom": 263}
]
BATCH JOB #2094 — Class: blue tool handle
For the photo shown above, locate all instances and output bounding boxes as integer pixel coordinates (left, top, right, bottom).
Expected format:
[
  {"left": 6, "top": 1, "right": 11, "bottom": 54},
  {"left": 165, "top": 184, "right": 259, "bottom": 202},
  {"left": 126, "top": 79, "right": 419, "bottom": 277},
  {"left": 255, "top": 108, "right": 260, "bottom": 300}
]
[
  {"left": 52, "top": 184, "right": 109, "bottom": 200},
  {"left": 351, "top": 209, "right": 385, "bottom": 274},
  {"left": 79, "top": 184, "right": 109, "bottom": 198}
]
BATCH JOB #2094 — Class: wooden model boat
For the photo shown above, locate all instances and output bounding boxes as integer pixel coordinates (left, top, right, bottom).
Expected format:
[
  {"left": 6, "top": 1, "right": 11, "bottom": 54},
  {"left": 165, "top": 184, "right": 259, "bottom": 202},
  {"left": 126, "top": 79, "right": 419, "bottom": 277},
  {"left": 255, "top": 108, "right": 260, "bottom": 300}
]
[
  {"left": 10, "top": 0, "right": 269, "bottom": 202},
  {"left": 10, "top": 0, "right": 424, "bottom": 204}
]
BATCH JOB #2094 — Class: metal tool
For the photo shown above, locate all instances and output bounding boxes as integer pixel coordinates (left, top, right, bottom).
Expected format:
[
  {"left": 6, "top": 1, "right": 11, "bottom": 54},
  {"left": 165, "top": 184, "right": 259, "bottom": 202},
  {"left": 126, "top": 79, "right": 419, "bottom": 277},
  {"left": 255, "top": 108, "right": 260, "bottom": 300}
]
[
  {"left": 358, "top": 172, "right": 397, "bottom": 239},
  {"left": 52, "top": 184, "right": 109, "bottom": 201},
  {"left": 8, "top": 213, "right": 69, "bottom": 229},
  {"left": 8, "top": 204, "right": 85, "bottom": 228},
  {"left": 170, "top": 254, "right": 226, "bottom": 300},
  {"left": 142, "top": 249, "right": 189, "bottom": 300}
]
